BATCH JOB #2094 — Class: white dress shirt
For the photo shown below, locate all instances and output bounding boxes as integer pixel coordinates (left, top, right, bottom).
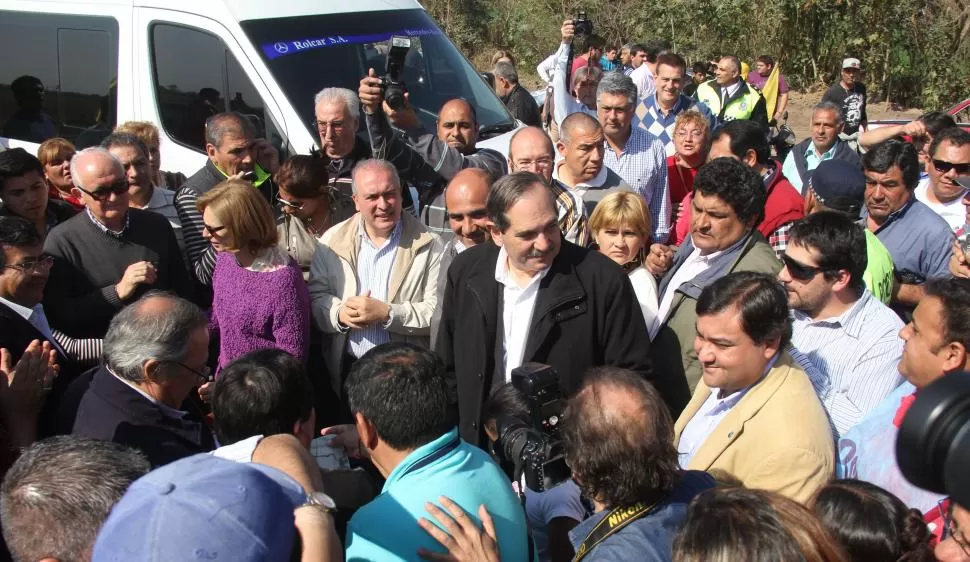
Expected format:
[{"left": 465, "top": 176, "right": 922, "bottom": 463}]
[
  {"left": 495, "top": 246, "right": 549, "bottom": 381},
  {"left": 0, "top": 296, "right": 67, "bottom": 356},
  {"left": 630, "top": 64, "right": 655, "bottom": 100}
]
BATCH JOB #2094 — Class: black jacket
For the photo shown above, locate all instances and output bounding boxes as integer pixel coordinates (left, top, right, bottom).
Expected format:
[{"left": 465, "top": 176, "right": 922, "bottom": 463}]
[
  {"left": 70, "top": 366, "right": 215, "bottom": 467},
  {"left": 436, "top": 241, "right": 685, "bottom": 446},
  {"left": 502, "top": 84, "right": 542, "bottom": 127}
]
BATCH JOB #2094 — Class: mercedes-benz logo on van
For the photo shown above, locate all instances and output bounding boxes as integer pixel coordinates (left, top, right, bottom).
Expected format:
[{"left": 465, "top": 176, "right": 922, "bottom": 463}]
[{"left": 274, "top": 42, "right": 289, "bottom": 54}]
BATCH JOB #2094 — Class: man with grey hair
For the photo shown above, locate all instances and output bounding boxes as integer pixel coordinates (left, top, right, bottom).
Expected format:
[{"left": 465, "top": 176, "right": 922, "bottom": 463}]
[
  {"left": 313, "top": 87, "right": 376, "bottom": 224},
  {"left": 695, "top": 55, "right": 769, "bottom": 129},
  {"left": 309, "top": 159, "right": 441, "bottom": 399},
  {"left": 1, "top": 436, "right": 151, "bottom": 562},
  {"left": 436, "top": 171, "right": 683, "bottom": 447},
  {"left": 493, "top": 60, "right": 541, "bottom": 127},
  {"left": 174, "top": 112, "right": 279, "bottom": 292},
  {"left": 554, "top": 112, "right": 633, "bottom": 217},
  {"left": 595, "top": 71, "right": 670, "bottom": 243},
  {"left": 70, "top": 293, "right": 215, "bottom": 467},
  {"left": 552, "top": 19, "right": 601, "bottom": 127},
  {"left": 43, "top": 148, "right": 191, "bottom": 339},
  {"left": 782, "top": 101, "right": 861, "bottom": 193}
]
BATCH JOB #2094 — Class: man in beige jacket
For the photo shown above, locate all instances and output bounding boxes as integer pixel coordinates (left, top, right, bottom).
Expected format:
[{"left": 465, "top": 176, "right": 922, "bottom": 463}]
[
  {"left": 674, "top": 271, "right": 834, "bottom": 504},
  {"left": 308, "top": 159, "right": 442, "bottom": 399}
]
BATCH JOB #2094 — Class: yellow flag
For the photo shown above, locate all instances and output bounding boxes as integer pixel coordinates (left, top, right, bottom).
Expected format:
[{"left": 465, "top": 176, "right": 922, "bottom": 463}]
[{"left": 761, "top": 65, "right": 780, "bottom": 119}]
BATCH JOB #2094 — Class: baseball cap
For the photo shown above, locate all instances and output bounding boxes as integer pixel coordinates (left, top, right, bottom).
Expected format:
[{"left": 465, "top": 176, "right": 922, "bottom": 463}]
[
  {"left": 808, "top": 160, "right": 867, "bottom": 218},
  {"left": 842, "top": 57, "right": 862, "bottom": 70},
  {"left": 92, "top": 453, "right": 305, "bottom": 562}
]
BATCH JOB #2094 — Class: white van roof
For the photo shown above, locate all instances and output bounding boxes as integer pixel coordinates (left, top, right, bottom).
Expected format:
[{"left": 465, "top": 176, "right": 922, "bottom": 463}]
[{"left": 139, "top": 0, "right": 425, "bottom": 20}]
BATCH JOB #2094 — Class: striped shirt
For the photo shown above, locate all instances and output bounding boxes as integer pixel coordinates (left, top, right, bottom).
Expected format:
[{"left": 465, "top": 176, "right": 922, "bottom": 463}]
[
  {"left": 602, "top": 127, "right": 670, "bottom": 243},
  {"left": 174, "top": 187, "right": 217, "bottom": 286},
  {"left": 791, "top": 290, "right": 905, "bottom": 437},
  {"left": 548, "top": 179, "right": 591, "bottom": 247},
  {"left": 133, "top": 186, "right": 184, "bottom": 254},
  {"left": 348, "top": 219, "right": 403, "bottom": 358}
]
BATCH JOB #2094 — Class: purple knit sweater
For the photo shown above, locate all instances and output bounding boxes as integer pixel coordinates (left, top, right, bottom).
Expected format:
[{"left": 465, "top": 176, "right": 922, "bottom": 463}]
[{"left": 210, "top": 251, "right": 310, "bottom": 372}]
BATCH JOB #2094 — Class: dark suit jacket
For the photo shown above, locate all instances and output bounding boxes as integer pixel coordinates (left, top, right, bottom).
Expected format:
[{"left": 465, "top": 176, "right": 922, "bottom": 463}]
[
  {"left": 71, "top": 366, "right": 215, "bottom": 467},
  {"left": 436, "top": 241, "right": 688, "bottom": 446}
]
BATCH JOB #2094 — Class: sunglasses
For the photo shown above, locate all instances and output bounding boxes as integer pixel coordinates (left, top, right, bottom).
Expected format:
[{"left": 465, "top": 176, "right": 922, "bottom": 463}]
[
  {"left": 277, "top": 196, "right": 305, "bottom": 210},
  {"left": 76, "top": 180, "right": 128, "bottom": 201},
  {"left": 932, "top": 159, "right": 970, "bottom": 175},
  {"left": 782, "top": 254, "right": 830, "bottom": 281},
  {"left": 203, "top": 223, "right": 226, "bottom": 235}
]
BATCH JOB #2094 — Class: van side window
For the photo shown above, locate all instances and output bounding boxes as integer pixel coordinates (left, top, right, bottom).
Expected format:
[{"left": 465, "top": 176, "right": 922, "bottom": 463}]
[
  {"left": 151, "top": 23, "right": 283, "bottom": 154},
  {"left": 0, "top": 11, "right": 118, "bottom": 146}
]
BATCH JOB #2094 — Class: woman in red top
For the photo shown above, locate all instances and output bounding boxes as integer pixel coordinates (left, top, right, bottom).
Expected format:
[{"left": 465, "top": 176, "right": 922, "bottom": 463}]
[
  {"left": 36, "top": 138, "right": 84, "bottom": 211},
  {"left": 668, "top": 110, "right": 710, "bottom": 245}
]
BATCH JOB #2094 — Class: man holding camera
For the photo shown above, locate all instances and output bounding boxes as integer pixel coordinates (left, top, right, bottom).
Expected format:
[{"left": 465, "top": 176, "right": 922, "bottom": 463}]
[
  {"left": 437, "top": 171, "right": 687, "bottom": 447},
  {"left": 358, "top": 70, "right": 507, "bottom": 239}
]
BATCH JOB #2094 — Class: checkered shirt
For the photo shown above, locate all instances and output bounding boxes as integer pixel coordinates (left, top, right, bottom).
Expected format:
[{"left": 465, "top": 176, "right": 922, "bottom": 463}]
[
  {"left": 634, "top": 94, "right": 715, "bottom": 157},
  {"left": 602, "top": 127, "right": 670, "bottom": 243},
  {"left": 768, "top": 222, "right": 793, "bottom": 258}
]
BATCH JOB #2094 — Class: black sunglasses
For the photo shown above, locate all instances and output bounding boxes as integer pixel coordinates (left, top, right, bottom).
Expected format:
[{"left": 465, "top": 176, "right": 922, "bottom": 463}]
[
  {"left": 75, "top": 180, "right": 128, "bottom": 201},
  {"left": 782, "top": 254, "right": 830, "bottom": 281},
  {"left": 932, "top": 159, "right": 970, "bottom": 176}
]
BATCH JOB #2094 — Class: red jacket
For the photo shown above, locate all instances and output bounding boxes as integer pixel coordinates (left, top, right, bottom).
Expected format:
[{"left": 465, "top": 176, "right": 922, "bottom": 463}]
[{"left": 758, "top": 160, "right": 804, "bottom": 239}]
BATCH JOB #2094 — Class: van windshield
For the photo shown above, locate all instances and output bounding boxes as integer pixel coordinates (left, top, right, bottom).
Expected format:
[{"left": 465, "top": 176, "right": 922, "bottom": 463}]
[{"left": 240, "top": 10, "right": 516, "bottom": 144}]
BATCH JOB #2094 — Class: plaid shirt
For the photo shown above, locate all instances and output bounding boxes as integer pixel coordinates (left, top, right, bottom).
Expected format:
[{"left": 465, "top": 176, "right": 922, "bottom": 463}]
[
  {"left": 768, "top": 222, "right": 793, "bottom": 258},
  {"left": 548, "top": 179, "right": 590, "bottom": 247},
  {"left": 634, "top": 94, "right": 714, "bottom": 157},
  {"left": 602, "top": 127, "right": 670, "bottom": 243}
]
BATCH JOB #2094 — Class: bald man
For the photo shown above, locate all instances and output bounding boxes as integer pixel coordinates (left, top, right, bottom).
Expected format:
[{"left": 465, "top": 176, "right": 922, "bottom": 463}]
[
  {"left": 695, "top": 55, "right": 768, "bottom": 128},
  {"left": 358, "top": 72, "right": 507, "bottom": 240},
  {"left": 509, "top": 126, "right": 590, "bottom": 246},
  {"left": 430, "top": 168, "right": 492, "bottom": 344},
  {"left": 44, "top": 147, "right": 192, "bottom": 339},
  {"left": 554, "top": 113, "right": 633, "bottom": 216}
]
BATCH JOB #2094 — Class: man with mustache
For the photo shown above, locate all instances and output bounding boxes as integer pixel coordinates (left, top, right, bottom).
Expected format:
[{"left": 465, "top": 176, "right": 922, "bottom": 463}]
[
  {"left": 309, "top": 159, "right": 442, "bottom": 394},
  {"left": 358, "top": 73, "right": 506, "bottom": 240},
  {"left": 914, "top": 127, "right": 970, "bottom": 231},
  {"left": 436, "top": 171, "right": 683, "bottom": 447},
  {"left": 430, "top": 168, "right": 491, "bottom": 345},
  {"left": 782, "top": 101, "right": 862, "bottom": 193},
  {"left": 651, "top": 157, "right": 780, "bottom": 395},
  {"left": 862, "top": 139, "right": 951, "bottom": 318}
]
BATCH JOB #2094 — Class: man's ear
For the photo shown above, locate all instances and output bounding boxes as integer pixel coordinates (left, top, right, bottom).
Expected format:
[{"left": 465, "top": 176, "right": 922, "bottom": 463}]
[
  {"left": 488, "top": 221, "right": 504, "bottom": 246},
  {"left": 355, "top": 412, "right": 379, "bottom": 451},
  {"left": 941, "top": 341, "right": 968, "bottom": 373},
  {"left": 205, "top": 143, "right": 218, "bottom": 160},
  {"left": 142, "top": 359, "right": 162, "bottom": 384}
]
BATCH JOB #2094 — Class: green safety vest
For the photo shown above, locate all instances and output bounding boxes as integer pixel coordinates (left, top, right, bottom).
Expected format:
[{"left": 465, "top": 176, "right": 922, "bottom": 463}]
[{"left": 696, "top": 80, "right": 761, "bottom": 122}]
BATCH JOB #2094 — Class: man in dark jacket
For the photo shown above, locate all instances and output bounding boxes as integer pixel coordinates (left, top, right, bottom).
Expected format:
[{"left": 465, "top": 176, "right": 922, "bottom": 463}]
[
  {"left": 70, "top": 293, "right": 215, "bottom": 467},
  {"left": 436, "top": 172, "right": 687, "bottom": 447},
  {"left": 782, "top": 101, "right": 861, "bottom": 193},
  {"left": 493, "top": 61, "right": 542, "bottom": 127}
]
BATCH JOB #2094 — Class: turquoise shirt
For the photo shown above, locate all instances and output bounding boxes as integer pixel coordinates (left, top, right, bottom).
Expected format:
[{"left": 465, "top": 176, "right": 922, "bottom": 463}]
[
  {"left": 345, "top": 428, "right": 529, "bottom": 561},
  {"left": 782, "top": 141, "right": 840, "bottom": 192}
]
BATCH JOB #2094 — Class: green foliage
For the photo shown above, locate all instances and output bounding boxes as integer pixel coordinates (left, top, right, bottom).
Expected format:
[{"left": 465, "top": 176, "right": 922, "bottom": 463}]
[{"left": 424, "top": 0, "right": 970, "bottom": 109}]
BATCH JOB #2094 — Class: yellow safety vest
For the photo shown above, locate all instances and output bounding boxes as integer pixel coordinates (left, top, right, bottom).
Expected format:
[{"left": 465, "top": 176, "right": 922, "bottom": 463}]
[{"left": 696, "top": 80, "right": 761, "bottom": 122}]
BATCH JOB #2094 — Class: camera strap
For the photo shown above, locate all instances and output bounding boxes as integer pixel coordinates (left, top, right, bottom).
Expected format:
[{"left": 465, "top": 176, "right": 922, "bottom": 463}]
[{"left": 571, "top": 499, "right": 664, "bottom": 562}]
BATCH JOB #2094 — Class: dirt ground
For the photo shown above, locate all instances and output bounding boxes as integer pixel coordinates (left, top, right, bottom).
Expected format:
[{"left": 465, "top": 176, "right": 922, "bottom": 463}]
[{"left": 784, "top": 89, "right": 922, "bottom": 141}]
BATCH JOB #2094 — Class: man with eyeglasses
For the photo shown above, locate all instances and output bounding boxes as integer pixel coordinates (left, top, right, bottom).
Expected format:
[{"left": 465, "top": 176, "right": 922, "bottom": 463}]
[
  {"left": 70, "top": 293, "right": 216, "bottom": 467},
  {"left": 508, "top": 126, "right": 590, "bottom": 246},
  {"left": 862, "top": 139, "right": 952, "bottom": 318},
  {"left": 42, "top": 148, "right": 192, "bottom": 340},
  {"left": 914, "top": 127, "right": 970, "bottom": 232},
  {"left": 779, "top": 211, "right": 904, "bottom": 438}
]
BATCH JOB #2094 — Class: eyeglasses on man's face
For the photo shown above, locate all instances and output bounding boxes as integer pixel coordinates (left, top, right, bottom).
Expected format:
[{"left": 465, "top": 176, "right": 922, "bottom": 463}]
[
  {"left": 2, "top": 255, "right": 54, "bottom": 274},
  {"left": 75, "top": 179, "right": 128, "bottom": 201}
]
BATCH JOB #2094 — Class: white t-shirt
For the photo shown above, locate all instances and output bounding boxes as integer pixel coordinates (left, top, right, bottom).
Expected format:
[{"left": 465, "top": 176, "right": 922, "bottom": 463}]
[
  {"left": 630, "top": 64, "right": 655, "bottom": 100},
  {"left": 524, "top": 480, "right": 586, "bottom": 562},
  {"left": 915, "top": 178, "right": 966, "bottom": 232}
]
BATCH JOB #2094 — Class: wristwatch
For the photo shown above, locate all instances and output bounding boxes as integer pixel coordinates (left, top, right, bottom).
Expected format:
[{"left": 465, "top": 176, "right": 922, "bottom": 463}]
[{"left": 299, "top": 491, "right": 337, "bottom": 513}]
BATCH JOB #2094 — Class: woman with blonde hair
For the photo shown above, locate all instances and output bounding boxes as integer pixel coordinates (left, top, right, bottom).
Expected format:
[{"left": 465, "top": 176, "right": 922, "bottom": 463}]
[
  {"left": 198, "top": 180, "right": 309, "bottom": 371},
  {"left": 668, "top": 110, "right": 710, "bottom": 245},
  {"left": 36, "top": 137, "right": 83, "bottom": 210},
  {"left": 674, "top": 487, "right": 849, "bottom": 562},
  {"left": 589, "top": 191, "right": 659, "bottom": 334}
]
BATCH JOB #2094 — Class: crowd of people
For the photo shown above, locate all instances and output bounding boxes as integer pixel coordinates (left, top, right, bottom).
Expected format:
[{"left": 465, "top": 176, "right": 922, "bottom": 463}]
[{"left": 0, "top": 16, "right": 969, "bottom": 562}]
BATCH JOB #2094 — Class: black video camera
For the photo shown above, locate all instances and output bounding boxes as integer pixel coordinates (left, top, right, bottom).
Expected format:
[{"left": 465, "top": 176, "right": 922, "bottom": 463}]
[
  {"left": 896, "top": 372, "right": 970, "bottom": 509},
  {"left": 573, "top": 10, "right": 593, "bottom": 37},
  {"left": 493, "top": 363, "right": 571, "bottom": 492},
  {"left": 383, "top": 36, "right": 411, "bottom": 111}
]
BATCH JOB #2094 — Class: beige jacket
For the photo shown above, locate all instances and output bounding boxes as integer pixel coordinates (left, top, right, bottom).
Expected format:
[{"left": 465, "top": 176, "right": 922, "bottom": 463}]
[
  {"left": 674, "top": 352, "right": 835, "bottom": 504},
  {"left": 308, "top": 213, "right": 442, "bottom": 392}
]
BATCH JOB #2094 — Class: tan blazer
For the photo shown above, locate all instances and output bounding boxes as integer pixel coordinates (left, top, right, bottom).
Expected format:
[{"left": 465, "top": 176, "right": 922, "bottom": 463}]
[
  {"left": 308, "top": 213, "right": 442, "bottom": 392},
  {"left": 674, "top": 352, "right": 835, "bottom": 504}
]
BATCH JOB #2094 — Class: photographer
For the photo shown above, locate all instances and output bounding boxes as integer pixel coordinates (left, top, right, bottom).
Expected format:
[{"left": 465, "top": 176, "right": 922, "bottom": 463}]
[
  {"left": 482, "top": 382, "right": 586, "bottom": 562},
  {"left": 552, "top": 19, "right": 601, "bottom": 127},
  {"left": 561, "top": 367, "right": 714, "bottom": 560},
  {"left": 358, "top": 70, "right": 506, "bottom": 238}
]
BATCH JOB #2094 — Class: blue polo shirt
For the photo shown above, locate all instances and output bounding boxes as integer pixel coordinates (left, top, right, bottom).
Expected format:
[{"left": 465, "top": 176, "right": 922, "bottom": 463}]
[
  {"left": 865, "top": 198, "right": 951, "bottom": 286},
  {"left": 345, "top": 428, "right": 529, "bottom": 562}
]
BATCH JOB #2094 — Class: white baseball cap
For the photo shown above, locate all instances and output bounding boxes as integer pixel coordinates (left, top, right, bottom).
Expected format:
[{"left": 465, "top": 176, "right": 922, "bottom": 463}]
[{"left": 842, "top": 58, "right": 862, "bottom": 70}]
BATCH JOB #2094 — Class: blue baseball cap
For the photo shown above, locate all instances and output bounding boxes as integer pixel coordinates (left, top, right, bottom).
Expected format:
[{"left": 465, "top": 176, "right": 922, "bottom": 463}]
[
  {"left": 807, "top": 159, "right": 867, "bottom": 218},
  {"left": 92, "top": 453, "right": 305, "bottom": 562}
]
